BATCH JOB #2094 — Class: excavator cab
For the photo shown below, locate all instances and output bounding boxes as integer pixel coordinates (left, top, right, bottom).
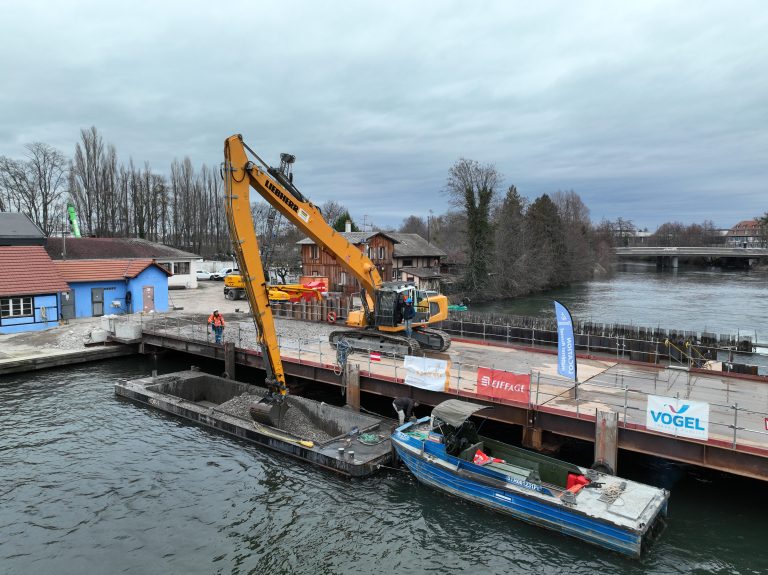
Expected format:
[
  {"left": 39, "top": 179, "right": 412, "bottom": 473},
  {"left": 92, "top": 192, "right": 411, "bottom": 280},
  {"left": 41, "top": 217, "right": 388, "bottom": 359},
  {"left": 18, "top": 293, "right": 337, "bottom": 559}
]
[{"left": 374, "top": 282, "right": 419, "bottom": 327}]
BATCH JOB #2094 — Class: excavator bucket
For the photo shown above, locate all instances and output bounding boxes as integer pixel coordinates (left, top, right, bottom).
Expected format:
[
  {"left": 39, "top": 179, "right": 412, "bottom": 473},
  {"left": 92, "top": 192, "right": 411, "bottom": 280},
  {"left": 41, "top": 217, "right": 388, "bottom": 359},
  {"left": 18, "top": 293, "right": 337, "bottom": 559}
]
[{"left": 249, "top": 398, "right": 288, "bottom": 427}]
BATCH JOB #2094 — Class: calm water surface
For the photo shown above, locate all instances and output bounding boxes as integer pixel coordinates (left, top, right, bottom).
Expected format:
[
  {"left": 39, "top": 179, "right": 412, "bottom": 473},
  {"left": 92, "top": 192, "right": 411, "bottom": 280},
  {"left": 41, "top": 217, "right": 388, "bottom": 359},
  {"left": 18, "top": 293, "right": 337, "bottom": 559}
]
[
  {"left": 2, "top": 358, "right": 767, "bottom": 574},
  {"left": 472, "top": 263, "right": 768, "bottom": 342}
]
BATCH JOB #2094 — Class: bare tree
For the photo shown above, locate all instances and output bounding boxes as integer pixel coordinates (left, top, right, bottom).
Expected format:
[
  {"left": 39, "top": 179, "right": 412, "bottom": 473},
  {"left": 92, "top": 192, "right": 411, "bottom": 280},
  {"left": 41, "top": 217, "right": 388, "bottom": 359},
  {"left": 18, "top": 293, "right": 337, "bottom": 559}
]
[
  {"left": 398, "top": 215, "right": 428, "bottom": 237},
  {"left": 552, "top": 190, "right": 593, "bottom": 282},
  {"left": 0, "top": 143, "right": 67, "bottom": 234},
  {"left": 24, "top": 143, "right": 68, "bottom": 234},
  {"left": 0, "top": 156, "right": 29, "bottom": 214},
  {"left": 319, "top": 200, "right": 347, "bottom": 227},
  {"left": 69, "top": 126, "right": 108, "bottom": 236}
]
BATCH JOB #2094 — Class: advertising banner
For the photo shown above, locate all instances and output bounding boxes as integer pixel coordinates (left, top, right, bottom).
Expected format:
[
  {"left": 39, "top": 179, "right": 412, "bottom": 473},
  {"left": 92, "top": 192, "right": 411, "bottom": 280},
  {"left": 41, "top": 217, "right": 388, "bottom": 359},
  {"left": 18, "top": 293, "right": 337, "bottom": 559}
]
[
  {"left": 554, "top": 300, "right": 577, "bottom": 381},
  {"left": 646, "top": 395, "right": 709, "bottom": 440},
  {"left": 476, "top": 367, "right": 530, "bottom": 404},
  {"left": 403, "top": 355, "right": 449, "bottom": 391}
]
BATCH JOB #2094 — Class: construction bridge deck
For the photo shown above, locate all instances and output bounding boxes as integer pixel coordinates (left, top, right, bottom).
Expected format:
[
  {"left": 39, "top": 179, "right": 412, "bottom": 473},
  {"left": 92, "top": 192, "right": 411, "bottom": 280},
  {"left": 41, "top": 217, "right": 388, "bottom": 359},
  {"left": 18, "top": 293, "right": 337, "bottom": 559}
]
[{"left": 139, "top": 320, "right": 768, "bottom": 481}]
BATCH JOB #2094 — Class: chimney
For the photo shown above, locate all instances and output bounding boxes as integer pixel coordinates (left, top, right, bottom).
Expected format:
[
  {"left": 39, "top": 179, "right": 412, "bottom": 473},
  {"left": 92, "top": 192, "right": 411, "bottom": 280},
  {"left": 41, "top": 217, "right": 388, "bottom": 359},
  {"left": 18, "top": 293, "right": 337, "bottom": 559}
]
[{"left": 345, "top": 220, "right": 352, "bottom": 233}]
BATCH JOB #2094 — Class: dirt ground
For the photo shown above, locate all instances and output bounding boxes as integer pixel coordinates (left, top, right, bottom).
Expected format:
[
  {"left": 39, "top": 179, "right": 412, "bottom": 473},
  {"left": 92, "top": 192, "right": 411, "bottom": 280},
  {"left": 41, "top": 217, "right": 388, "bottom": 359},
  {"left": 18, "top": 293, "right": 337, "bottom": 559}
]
[{"left": 167, "top": 278, "right": 250, "bottom": 316}]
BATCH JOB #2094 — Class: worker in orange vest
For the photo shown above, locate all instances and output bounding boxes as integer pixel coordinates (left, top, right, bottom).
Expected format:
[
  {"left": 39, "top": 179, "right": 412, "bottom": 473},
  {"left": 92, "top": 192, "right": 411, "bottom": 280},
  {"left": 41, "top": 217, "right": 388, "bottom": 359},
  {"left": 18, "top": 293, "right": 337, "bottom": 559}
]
[{"left": 208, "top": 309, "right": 226, "bottom": 343}]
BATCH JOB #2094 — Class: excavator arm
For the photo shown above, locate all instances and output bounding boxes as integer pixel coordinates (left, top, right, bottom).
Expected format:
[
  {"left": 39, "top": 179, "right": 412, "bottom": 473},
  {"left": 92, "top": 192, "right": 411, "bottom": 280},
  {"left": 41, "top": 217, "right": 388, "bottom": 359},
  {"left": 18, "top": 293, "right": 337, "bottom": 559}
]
[
  {"left": 223, "top": 137, "right": 288, "bottom": 407},
  {"left": 224, "top": 135, "right": 383, "bottom": 298},
  {"left": 224, "top": 133, "right": 451, "bottom": 363}
]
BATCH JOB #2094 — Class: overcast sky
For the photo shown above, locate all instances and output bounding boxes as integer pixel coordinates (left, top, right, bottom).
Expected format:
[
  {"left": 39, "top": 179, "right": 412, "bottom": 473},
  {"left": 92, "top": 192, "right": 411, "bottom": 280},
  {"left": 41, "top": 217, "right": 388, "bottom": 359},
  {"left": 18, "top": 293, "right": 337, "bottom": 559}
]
[{"left": 1, "top": 1, "right": 766, "bottom": 230}]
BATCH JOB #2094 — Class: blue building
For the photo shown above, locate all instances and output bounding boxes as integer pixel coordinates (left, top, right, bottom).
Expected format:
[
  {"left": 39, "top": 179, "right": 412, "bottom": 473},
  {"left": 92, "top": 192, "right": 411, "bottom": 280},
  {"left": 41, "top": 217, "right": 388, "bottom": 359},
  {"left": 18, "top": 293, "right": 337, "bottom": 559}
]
[
  {"left": 53, "top": 259, "right": 171, "bottom": 318},
  {"left": 0, "top": 246, "right": 70, "bottom": 334}
]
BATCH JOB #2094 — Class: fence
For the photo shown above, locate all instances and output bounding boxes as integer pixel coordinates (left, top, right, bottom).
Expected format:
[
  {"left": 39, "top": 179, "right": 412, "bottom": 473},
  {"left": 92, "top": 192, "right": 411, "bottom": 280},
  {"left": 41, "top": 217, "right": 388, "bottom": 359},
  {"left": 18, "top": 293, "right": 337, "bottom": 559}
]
[
  {"left": 241, "top": 300, "right": 768, "bottom": 374},
  {"left": 140, "top": 315, "right": 768, "bottom": 455}
]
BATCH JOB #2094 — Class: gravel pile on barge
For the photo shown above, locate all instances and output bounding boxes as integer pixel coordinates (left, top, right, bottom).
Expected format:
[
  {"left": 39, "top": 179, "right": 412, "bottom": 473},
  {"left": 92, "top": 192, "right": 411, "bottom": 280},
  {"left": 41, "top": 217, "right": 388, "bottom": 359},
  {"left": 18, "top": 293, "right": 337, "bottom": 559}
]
[{"left": 216, "top": 392, "right": 335, "bottom": 443}]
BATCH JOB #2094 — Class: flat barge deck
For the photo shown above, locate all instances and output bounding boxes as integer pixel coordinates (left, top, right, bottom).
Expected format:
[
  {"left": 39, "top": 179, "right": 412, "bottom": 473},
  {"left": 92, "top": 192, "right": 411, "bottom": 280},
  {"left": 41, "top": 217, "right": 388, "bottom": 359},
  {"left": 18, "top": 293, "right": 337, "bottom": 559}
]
[{"left": 115, "top": 370, "right": 393, "bottom": 477}]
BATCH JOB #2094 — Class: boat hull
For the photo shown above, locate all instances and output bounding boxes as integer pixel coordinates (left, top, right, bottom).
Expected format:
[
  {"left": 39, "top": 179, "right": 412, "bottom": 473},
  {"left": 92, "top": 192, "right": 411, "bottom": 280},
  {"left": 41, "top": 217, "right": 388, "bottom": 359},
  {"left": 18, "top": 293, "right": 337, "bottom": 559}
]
[{"left": 393, "top": 433, "right": 666, "bottom": 558}]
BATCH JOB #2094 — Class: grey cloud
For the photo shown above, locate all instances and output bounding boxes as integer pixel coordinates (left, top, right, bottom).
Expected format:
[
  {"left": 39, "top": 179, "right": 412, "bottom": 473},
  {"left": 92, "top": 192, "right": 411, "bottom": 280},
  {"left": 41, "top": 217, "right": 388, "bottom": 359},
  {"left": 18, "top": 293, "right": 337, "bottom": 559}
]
[{"left": 1, "top": 1, "right": 766, "bottom": 231}]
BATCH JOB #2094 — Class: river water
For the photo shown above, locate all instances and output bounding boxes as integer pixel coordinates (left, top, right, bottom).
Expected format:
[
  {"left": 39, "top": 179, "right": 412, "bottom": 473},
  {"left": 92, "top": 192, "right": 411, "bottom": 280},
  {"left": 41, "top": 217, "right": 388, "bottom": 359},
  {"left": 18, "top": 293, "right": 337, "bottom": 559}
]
[
  {"left": 2, "top": 358, "right": 767, "bottom": 574},
  {"left": 472, "top": 263, "right": 768, "bottom": 343}
]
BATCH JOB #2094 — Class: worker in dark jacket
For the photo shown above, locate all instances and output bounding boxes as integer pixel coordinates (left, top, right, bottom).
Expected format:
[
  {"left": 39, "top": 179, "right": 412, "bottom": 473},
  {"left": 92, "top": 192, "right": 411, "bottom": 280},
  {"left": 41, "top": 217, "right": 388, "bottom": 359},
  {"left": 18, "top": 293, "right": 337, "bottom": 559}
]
[
  {"left": 393, "top": 397, "right": 419, "bottom": 425},
  {"left": 402, "top": 296, "right": 415, "bottom": 338}
]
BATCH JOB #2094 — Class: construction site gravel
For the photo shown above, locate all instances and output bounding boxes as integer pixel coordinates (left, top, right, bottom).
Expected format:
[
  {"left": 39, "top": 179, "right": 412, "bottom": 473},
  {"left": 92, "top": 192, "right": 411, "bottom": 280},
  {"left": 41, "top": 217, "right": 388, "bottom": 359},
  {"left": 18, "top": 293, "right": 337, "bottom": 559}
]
[{"left": 215, "top": 392, "right": 335, "bottom": 444}]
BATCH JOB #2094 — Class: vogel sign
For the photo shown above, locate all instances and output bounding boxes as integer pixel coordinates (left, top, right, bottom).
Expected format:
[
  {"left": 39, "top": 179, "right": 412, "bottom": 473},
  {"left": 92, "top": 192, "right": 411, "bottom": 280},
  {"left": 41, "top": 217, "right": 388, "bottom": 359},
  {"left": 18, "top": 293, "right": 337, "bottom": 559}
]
[{"left": 646, "top": 395, "right": 709, "bottom": 440}]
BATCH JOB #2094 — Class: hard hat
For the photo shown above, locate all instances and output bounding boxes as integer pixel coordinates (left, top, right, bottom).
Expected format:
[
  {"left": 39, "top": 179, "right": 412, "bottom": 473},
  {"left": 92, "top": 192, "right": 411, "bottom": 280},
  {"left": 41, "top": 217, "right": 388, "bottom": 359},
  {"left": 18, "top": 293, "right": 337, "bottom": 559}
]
[{"left": 213, "top": 309, "right": 219, "bottom": 313}]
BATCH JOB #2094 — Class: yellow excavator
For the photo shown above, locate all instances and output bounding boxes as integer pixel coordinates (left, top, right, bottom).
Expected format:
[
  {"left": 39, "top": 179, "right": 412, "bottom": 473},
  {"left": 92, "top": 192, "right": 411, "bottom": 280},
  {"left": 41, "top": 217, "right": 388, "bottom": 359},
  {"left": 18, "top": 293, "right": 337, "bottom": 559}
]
[{"left": 222, "top": 134, "right": 451, "bottom": 410}]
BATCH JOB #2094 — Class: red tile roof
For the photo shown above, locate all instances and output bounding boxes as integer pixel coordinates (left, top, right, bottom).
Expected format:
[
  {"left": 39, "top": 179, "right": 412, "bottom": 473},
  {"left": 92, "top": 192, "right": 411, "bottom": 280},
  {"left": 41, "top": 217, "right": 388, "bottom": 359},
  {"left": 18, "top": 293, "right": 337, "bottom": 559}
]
[
  {"left": 727, "top": 220, "right": 760, "bottom": 236},
  {"left": 53, "top": 259, "right": 172, "bottom": 283},
  {"left": 0, "top": 246, "right": 70, "bottom": 297}
]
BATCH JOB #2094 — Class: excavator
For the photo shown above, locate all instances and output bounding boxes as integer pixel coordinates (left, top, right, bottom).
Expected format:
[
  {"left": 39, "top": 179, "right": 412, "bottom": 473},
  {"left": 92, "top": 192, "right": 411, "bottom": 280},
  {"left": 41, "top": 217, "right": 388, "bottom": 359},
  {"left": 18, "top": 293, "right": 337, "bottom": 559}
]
[
  {"left": 222, "top": 134, "right": 452, "bottom": 367},
  {"left": 223, "top": 274, "right": 323, "bottom": 303}
]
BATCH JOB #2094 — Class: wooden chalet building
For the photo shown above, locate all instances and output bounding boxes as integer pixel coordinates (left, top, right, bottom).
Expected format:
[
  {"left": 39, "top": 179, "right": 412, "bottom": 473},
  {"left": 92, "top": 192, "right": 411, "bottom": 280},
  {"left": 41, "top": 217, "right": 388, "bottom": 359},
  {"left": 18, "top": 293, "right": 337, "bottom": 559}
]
[
  {"left": 297, "top": 228, "right": 446, "bottom": 294},
  {"left": 297, "top": 231, "right": 397, "bottom": 294}
]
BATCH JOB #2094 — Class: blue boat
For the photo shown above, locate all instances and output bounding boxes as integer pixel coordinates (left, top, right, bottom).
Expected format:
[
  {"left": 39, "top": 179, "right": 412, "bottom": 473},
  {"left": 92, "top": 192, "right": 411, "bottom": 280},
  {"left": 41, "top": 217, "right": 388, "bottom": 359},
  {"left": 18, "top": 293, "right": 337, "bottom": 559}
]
[{"left": 391, "top": 400, "right": 669, "bottom": 558}]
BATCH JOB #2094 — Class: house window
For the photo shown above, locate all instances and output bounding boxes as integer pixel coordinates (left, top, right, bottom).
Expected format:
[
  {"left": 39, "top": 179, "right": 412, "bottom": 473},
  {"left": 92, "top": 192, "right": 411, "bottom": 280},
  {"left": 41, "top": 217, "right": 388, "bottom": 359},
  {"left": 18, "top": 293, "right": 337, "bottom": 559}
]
[
  {"left": 392, "top": 269, "right": 397, "bottom": 280},
  {"left": 1, "top": 296, "right": 33, "bottom": 318},
  {"left": 340, "top": 271, "right": 347, "bottom": 285},
  {"left": 310, "top": 245, "right": 319, "bottom": 260},
  {"left": 367, "top": 246, "right": 372, "bottom": 259},
  {"left": 312, "top": 271, "right": 319, "bottom": 276},
  {"left": 175, "top": 261, "right": 190, "bottom": 275},
  {"left": 157, "top": 261, "right": 172, "bottom": 273},
  {"left": 378, "top": 246, "right": 386, "bottom": 259},
  {"left": 402, "top": 258, "right": 413, "bottom": 267}
]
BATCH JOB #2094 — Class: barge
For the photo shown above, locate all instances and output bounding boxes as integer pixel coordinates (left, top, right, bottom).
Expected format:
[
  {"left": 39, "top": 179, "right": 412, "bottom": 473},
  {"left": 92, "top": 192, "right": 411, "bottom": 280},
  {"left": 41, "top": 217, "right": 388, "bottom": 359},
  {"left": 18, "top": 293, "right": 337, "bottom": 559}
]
[
  {"left": 115, "top": 370, "right": 393, "bottom": 477},
  {"left": 391, "top": 400, "right": 669, "bottom": 557}
]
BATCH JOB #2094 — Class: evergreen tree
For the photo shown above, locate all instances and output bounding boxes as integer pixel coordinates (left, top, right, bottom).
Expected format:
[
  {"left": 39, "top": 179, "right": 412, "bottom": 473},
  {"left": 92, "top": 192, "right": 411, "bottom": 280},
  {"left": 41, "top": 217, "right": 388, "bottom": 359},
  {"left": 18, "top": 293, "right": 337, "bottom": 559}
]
[
  {"left": 524, "top": 194, "right": 567, "bottom": 289},
  {"left": 332, "top": 210, "right": 360, "bottom": 232},
  {"left": 492, "top": 185, "right": 527, "bottom": 296}
]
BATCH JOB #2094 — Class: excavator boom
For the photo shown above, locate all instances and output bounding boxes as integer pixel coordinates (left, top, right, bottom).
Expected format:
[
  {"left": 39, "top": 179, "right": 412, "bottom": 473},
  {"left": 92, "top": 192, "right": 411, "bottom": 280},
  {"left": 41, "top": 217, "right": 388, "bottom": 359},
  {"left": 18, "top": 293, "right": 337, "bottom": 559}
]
[
  {"left": 223, "top": 133, "right": 451, "bottom": 363},
  {"left": 225, "top": 135, "right": 382, "bottom": 297},
  {"left": 223, "top": 137, "right": 288, "bottom": 417}
]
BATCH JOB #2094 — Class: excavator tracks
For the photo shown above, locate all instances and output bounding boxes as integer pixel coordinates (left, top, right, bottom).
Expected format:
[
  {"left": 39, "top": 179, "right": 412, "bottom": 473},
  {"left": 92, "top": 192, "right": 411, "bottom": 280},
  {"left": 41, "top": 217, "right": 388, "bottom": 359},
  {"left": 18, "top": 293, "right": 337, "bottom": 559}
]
[
  {"left": 329, "top": 329, "right": 421, "bottom": 357},
  {"left": 329, "top": 327, "right": 451, "bottom": 357},
  {"left": 417, "top": 327, "right": 451, "bottom": 352}
]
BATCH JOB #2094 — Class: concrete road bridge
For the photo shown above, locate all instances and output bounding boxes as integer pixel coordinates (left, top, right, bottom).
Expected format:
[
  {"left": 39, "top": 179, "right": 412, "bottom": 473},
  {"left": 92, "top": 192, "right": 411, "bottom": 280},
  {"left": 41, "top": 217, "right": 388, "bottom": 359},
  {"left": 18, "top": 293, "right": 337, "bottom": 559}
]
[{"left": 615, "top": 246, "right": 768, "bottom": 268}]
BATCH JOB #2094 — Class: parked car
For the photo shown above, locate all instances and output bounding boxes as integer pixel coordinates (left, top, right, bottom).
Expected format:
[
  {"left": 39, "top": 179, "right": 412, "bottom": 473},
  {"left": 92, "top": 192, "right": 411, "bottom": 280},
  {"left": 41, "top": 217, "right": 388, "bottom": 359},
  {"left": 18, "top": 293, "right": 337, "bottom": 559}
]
[
  {"left": 196, "top": 270, "right": 213, "bottom": 280},
  {"left": 212, "top": 267, "right": 239, "bottom": 281}
]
